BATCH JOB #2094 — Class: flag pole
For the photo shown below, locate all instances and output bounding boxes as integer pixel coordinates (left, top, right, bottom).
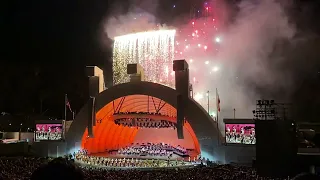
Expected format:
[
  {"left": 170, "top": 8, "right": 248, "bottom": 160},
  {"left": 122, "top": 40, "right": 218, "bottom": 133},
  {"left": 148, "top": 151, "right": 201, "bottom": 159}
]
[
  {"left": 216, "top": 88, "right": 220, "bottom": 145},
  {"left": 207, "top": 90, "right": 210, "bottom": 113},
  {"left": 64, "top": 94, "right": 67, "bottom": 121}
]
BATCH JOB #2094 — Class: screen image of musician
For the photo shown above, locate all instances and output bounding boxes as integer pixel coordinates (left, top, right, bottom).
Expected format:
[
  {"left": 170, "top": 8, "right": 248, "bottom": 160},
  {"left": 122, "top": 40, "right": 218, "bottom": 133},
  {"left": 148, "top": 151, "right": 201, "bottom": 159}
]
[
  {"left": 225, "top": 124, "right": 255, "bottom": 144},
  {"left": 35, "top": 124, "right": 62, "bottom": 140}
]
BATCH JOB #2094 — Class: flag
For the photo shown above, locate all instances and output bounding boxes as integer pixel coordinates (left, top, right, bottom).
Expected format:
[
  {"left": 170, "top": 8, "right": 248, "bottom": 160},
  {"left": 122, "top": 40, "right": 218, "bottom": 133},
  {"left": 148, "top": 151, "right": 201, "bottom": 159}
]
[
  {"left": 65, "top": 94, "right": 73, "bottom": 112},
  {"left": 216, "top": 88, "right": 220, "bottom": 112}
]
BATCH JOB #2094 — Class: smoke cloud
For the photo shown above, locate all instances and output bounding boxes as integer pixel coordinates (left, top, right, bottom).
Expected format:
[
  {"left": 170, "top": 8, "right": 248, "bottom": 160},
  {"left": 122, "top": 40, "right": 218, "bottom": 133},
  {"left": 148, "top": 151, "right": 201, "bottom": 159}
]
[
  {"left": 102, "top": 0, "right": 306, "bottom": 121},
  {"left": 103, "top": 0, "right": 161, "bottom": 39},
  {"left": 105, "top": 11, "right": 158, "bottom": 39},
  {"left": 215, "top": 0, "right": 296, "bottom": 119}
]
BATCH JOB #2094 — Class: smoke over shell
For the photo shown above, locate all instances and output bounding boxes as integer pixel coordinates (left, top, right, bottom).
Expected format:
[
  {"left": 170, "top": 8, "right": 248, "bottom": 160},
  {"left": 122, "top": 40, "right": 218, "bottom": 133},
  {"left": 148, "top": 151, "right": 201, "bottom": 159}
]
[
  {"left": 103, "top": 0, "right": 297, "bottom": 122},
  {"left": 216, "top": 0, "right": 295, "bottom": 119}
]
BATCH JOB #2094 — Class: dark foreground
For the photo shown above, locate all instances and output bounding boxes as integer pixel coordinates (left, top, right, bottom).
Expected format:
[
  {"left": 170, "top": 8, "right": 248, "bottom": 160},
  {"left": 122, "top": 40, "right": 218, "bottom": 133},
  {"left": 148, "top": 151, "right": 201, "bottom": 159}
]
[{"left": 0, "top": 157, "right": 318, "bottom": 180}]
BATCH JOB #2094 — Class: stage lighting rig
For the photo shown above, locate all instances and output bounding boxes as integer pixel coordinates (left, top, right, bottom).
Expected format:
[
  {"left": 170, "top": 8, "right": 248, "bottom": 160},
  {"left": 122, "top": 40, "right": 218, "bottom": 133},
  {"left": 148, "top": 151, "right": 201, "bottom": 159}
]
[
  {"left": 253, "top": 100, "right": 291, "bottom": 121},
  {"left": 253, "top": 100, "right": 276, "bottom": 120}
]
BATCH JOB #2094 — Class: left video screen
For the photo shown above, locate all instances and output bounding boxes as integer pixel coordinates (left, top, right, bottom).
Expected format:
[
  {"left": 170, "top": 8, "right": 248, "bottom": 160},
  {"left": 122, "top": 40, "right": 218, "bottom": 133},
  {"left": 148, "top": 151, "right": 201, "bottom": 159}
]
[{"left": 35, "top": 124, "right": 63, "bottom": 141}]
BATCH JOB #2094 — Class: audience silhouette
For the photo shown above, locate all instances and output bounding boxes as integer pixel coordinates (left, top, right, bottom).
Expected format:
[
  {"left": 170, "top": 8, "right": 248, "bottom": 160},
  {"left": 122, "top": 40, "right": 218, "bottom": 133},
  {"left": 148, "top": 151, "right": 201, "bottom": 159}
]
[
  {"left": 292, "top": 173, "right": 319, "bottom": 180},
  {"left": 31, "top": 158, "right": 84, "bottom": 180}
]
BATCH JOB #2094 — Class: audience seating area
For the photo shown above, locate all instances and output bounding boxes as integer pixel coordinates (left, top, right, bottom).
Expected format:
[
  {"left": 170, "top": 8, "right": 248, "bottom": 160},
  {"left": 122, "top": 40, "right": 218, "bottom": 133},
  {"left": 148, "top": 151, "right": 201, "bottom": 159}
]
[
  {"left": 1, "top": 156, "right": 317, "bottom": 180},
  {"left": 76, "top": 151, "right": 190, "bottom": 168}
]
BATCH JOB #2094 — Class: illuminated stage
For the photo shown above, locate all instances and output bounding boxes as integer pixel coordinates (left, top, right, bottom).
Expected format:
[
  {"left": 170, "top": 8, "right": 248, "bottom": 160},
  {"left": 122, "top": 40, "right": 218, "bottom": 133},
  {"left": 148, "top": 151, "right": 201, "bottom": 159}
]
[
  {"left": 66, "top": 79, "right": 222, "bottom": 162},
  {"left": 60, "top": 80, "right": 258, "bottom": 167},
  {"left": 64, "top": 53, "right": 255, "bottom": 166},
  {"left": 79, "top": 95, "right": 200, "bottom": 162}
]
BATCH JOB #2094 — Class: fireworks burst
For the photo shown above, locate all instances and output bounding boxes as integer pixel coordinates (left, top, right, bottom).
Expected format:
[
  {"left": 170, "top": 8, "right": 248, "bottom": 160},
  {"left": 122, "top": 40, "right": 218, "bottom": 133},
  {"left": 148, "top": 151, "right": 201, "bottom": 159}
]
[{"left": 113, "top": 30, "right": 176, "bottom": 87}]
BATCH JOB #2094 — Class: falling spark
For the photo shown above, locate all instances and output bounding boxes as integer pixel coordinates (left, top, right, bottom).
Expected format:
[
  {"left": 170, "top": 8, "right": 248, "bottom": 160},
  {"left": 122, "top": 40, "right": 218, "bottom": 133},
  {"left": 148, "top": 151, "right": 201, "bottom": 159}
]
[{"left": 113, "top": 30, "right": 176, "bottom": 87}]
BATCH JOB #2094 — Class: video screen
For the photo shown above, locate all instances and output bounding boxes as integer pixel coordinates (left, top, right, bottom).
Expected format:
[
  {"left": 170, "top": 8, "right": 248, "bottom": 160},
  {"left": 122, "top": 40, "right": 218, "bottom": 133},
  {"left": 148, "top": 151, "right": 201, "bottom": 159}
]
[
  {"left": 225, "top": 124, "right": 256, "bottom": 144},
  {"left": 35, "top": 124, "right": 63, "bottom": 141}
]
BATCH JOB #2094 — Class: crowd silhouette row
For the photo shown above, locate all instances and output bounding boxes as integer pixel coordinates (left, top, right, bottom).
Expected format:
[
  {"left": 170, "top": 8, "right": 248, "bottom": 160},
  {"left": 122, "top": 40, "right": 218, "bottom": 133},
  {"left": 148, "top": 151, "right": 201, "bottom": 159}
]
[
  {"left": 0, "top": 156, "right": 318, "bottom": 180},
  {"left": 76, "top": 154, "right": 189, "bottom": 168}
]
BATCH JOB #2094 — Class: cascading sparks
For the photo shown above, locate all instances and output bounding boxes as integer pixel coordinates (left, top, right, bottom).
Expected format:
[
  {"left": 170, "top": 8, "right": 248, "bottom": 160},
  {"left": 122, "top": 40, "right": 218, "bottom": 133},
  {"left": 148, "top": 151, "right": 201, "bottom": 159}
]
[{"left": 113, "top": 30, "right": 176, "bottom": 87}]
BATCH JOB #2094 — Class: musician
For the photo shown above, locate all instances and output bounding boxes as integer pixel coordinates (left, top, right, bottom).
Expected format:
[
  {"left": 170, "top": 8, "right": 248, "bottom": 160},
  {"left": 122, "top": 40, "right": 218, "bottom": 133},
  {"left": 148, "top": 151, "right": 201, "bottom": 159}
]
[
  {"left": 55, "top": 126, "right": 62, "bottom": 139},
  {"left": 250, "top": 128, "right": 256, "bottom": 144},
  {"left": 36, "top": 126, "right": 41, "bottom": 139},
  {"left": 232, "top": 126, "right": 237, "bottom": 141},
  {"left": 47, "top": 126, "right": 52, "bottom": 140},
  {"left": 238, "top": 127, "right": 245, "bottom": 143},
  {"left": 240, "top": 127, "right": 244, "bottom": 135},
  {"left": 251, "top": 128, "right": 255, "bottom": 137},
  {"left": 232, "top": 126, "right": 237, "bottom": 134},
  {"left": 41, "top": 126, "right": 46, "bottom": 139},
  {"left": 226, "top": 126, "right": 231, "bottom": 133}
]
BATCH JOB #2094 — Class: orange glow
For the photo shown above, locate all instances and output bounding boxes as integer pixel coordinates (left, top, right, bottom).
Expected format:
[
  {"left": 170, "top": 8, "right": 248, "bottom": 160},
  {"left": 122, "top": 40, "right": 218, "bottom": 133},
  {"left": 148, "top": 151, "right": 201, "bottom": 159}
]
[{"left": 81, "top": 95, "right": 200, "bottom": 154}]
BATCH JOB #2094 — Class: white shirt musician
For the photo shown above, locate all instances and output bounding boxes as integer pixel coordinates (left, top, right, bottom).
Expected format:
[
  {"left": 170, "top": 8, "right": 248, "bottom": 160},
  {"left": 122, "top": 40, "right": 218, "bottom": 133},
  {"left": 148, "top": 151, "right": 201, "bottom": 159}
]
[
  {"left": 232, "top": 126, "right": 237, "bottom": 134},
  {"left": 36, "top": 126, "right": 41, "bottom": 139},
  {"left": 41, "top": 126, "right": 46, "bottom": 139},
  {"left": 240, "top": 127, "right": 245, "bottom": 135},
  {"left": 227, "top": 127, "right": 231, "bottom": 133},
  {"left": 251, "top": 129, "right": 255, "bottom": 137}
]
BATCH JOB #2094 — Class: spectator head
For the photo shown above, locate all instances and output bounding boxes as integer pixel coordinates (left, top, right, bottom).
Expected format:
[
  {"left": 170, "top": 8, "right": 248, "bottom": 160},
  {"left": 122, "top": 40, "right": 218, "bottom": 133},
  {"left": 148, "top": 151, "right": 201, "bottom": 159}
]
[{"left": 31, "top": 157, "right": 84, "bottom": 180}]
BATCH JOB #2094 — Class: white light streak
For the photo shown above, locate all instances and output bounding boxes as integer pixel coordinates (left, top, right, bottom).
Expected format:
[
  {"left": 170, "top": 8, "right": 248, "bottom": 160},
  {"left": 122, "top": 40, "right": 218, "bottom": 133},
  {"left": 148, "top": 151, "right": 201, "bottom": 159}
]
[{"left": 165, "top": 65, "right": 169, "bottom": 77}]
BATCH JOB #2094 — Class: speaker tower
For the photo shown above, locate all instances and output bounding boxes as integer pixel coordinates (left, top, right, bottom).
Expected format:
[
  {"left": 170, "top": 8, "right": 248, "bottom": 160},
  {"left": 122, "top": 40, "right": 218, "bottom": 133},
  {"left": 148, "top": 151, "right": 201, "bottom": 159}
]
[{"left": 255, "top": 120, "right": 297, "bottom": 177}]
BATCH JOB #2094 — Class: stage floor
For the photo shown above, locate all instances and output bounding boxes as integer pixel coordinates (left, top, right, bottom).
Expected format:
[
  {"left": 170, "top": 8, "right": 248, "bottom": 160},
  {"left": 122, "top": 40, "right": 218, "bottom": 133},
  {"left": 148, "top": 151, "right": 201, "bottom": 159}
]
[{"left": 90, "top": 151, "right": 198, "bottom": 161}]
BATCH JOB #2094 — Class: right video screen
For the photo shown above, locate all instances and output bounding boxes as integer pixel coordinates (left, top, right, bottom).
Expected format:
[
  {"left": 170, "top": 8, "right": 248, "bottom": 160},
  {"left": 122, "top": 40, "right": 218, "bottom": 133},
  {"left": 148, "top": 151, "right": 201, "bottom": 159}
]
[{"left": 225, "top": 124, "right": 256, "bottom": 144}]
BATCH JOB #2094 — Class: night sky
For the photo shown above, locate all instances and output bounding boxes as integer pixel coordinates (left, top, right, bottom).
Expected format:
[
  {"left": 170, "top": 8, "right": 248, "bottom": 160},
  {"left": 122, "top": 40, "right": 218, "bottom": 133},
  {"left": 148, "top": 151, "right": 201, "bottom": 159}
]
[
  {"left": 0, "top": 0, "right": 198, "bottom": 121},
  {"left": 1, "top": 0, "right": 320, "bottom": 131}
]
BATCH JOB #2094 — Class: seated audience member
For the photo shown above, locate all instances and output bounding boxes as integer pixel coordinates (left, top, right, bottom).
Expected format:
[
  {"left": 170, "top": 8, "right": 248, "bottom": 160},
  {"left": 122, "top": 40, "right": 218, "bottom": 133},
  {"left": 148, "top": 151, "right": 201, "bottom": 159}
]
[{"left": 31, "top": 158, "right": 84, "bottom": 180}]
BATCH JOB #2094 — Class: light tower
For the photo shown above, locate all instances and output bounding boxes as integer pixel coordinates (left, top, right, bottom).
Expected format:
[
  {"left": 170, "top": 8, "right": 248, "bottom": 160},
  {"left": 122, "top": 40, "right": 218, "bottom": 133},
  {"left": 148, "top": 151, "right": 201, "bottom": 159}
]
[{"left": 253, "top": 100, "right": 297, "bottom": 177}]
